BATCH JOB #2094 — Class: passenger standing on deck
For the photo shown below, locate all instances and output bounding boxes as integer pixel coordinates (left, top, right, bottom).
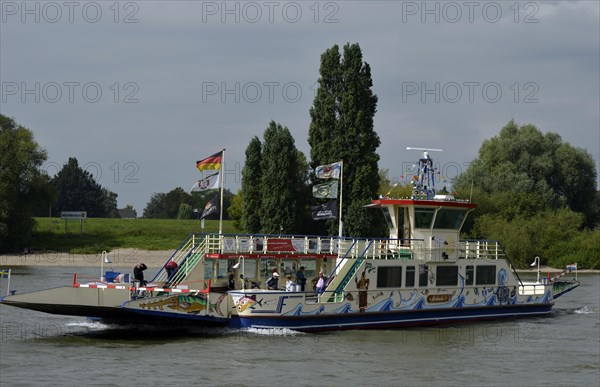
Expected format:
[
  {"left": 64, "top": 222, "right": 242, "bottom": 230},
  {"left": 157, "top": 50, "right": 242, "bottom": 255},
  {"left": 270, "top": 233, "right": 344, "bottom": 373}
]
[
  {"left": 296, "top": 266, "right": 307, "bottom": 291},
  {"left": 134, "top": 263, "right": 148, "bottom": 287},
  {"left": 285, "top": 275, "right": 294, "bottom": 291},
  {"left": 266, "top": 270, "right": 280, "bottom": 290},
  {"left": 165, "top": 261, "right": 178, "bottom": 284},
  {"left": 315, "top": 272, "right": 325, "bottom": 294},
  {"left": 355, "top": 269, "right": 370, "bottom": 313}
]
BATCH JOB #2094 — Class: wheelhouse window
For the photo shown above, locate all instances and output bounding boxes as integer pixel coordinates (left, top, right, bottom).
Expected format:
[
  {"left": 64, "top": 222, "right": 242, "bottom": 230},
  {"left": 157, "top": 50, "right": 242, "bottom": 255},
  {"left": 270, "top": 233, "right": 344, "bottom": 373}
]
[
  {"left": 406, "top": 266, "right": 415, "bottom": 287},
  {"left": 436, "top": 266, "right": 458, "bottom": 286},
  {"left": 465, "top": 265, "right": 474, "bottom": 286},
  {"left": 476, "top": 265, "right": 496, "bottom": 285},
  {"left": 377, "top": 267, "right": 402, "bottom": 288},
  {"left": 433, "top": 209, "right": 467, "bottom": 229},
  {"left": 414, "top": 207, "right": 435, "bottom": 229},
  {"left": 418, "top": 265, "right": 429, "bottom": 287}
]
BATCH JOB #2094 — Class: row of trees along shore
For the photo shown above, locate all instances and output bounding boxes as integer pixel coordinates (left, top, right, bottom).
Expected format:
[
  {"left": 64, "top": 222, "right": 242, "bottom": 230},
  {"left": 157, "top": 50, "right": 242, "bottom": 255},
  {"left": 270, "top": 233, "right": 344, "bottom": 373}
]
[{"left": 1, "top": 43, "right": 599, "bottom": 268}]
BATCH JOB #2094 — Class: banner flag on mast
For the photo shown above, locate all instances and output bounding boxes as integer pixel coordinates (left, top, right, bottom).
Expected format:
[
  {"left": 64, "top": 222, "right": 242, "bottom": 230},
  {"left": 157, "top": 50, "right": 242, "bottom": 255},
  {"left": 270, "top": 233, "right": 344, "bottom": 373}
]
[
  {"left": 312, "top": 181, "right": 338, "bottom": 199},
  {"left": 191, "top": 172, "right": 220, "bottom": 192},
  {"left": 196, "top": 151, "right": 223, "bottom": 171},
  {"left": 311, "top": 200, "right": 338, "bottom": 221},
  {"left": 315, "top": 161, "right": 342, "bottom": 179},
  {"left": 200, "top": 194, "right": 220, "bottom": 220}
]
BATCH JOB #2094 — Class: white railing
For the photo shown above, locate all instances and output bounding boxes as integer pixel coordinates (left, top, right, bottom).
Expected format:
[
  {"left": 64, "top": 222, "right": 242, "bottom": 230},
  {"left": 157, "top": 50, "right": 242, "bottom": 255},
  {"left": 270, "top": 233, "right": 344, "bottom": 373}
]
[{"left": 199, "top": 234, "right": 507, "bottom": 263}]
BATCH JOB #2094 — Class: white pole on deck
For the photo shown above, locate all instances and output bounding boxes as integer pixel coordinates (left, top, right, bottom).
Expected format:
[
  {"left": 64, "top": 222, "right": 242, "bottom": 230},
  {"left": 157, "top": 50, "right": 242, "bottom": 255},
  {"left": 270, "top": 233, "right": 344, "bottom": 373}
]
[
  {"left": 218, "top": 148, "right": 226, "bottom": 235},
  {"left": 338, "top": 160, "right": 344, "bottom": 237}
]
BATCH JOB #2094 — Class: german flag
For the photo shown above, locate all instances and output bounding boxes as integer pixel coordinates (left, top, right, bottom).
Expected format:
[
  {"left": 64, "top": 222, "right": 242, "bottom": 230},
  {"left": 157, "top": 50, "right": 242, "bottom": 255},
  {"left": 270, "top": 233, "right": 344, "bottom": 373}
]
[{"left": 196, "top": 151, "right": 223, "bottom": 171}]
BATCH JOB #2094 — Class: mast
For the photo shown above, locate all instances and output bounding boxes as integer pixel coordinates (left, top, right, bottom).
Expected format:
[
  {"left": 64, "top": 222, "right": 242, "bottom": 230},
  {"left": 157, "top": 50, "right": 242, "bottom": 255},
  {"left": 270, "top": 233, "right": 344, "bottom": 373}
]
[{"left": 219, "top": 148, "right": 226, "bottom": 235}]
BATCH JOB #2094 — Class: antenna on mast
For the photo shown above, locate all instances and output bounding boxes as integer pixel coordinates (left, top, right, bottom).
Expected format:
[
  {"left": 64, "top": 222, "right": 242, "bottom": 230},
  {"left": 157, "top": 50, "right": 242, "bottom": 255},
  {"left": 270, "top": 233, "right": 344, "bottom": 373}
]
[{"left": 406, "top": 147, "right": 443, "bottom": 200}]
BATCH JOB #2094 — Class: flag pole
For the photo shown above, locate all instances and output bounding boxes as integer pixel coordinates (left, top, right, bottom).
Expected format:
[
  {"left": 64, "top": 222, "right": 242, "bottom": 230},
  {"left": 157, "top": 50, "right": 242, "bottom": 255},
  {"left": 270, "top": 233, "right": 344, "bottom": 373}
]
[
  {"left": 338, "top": 160, "right": 343, "bottom": 237},
  {"left": 218, "top": 148, "right": 226, "bottom": 235}
]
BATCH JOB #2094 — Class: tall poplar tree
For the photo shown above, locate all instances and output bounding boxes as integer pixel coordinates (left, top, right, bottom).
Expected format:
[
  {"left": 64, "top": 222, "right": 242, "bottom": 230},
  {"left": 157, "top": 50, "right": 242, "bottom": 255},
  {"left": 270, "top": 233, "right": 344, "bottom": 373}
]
[
  {"left": 241, "top": 136, "right": 262, "bottom": 233},
  {"left": 308, "top": 43, "right": 383, "bottom": 237},
  {"left": 258, "top": 121, "right": 308, "bottom": 234}
]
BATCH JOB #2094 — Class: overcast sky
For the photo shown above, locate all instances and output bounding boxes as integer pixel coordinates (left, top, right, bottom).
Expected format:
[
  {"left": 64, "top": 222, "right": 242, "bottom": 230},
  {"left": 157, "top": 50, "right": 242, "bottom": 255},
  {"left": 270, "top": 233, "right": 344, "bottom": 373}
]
[{"left": 2, "top": 0, "right": 598, "bottom": 214}]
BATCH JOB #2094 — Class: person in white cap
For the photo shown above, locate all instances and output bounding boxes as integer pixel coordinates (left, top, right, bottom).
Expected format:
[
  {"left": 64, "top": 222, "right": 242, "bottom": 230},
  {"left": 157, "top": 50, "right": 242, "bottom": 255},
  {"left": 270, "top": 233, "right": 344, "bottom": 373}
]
[{"left": 266, "top": 269, "right": 280, "bottom": 290}]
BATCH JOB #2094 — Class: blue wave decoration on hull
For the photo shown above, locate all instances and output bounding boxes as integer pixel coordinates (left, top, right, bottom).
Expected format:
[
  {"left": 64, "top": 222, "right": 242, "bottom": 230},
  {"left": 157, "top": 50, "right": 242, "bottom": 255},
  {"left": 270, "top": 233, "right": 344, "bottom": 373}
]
[
  {"left": 452, "top": 295, "right": 466, "bottom": 308},
  {"left": 365, "top": 298, "right": 394, "bottom": 313},
  {"left": 283, "top": 304, "right": 325, "bottom": 316},
  {"left": 333, "top": 303, "right": 353, "bottom": 314}
]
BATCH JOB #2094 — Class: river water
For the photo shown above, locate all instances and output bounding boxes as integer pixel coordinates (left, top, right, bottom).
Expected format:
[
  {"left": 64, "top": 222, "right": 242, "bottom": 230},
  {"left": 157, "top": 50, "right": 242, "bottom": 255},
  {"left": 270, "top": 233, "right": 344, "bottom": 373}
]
[{"left": 0, "top": 266, "right": 598, "bottom": 386}]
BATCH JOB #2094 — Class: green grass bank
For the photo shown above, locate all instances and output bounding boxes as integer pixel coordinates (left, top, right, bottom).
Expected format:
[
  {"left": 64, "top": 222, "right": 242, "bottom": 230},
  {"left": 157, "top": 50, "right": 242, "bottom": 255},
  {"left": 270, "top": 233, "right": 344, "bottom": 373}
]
[{"left": 31, "top": 217, "right": 239, "bottom": 254}]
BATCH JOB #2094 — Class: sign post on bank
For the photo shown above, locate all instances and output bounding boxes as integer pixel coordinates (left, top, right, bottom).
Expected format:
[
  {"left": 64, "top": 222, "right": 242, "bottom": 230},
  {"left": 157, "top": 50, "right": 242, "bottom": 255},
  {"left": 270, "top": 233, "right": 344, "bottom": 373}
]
[{"left": 60, "top": 211, "right": 87, "bottom": 237}]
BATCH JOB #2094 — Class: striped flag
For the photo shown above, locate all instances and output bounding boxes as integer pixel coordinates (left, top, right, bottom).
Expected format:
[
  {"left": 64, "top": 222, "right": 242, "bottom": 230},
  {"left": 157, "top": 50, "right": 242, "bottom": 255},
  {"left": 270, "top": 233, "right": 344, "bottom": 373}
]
[
  {"left": 566, "top": 263, "right": 577, "bottom": 271},
  {"left": 196, "top": 151, "right": 223, "bottom": 171}
]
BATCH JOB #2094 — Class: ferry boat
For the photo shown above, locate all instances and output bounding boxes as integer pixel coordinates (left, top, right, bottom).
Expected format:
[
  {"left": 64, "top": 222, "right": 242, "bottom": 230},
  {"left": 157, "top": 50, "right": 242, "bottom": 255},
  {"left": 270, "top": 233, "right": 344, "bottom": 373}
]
[{"left": 0, "top": 151, "right": 580, "bottom": 332}]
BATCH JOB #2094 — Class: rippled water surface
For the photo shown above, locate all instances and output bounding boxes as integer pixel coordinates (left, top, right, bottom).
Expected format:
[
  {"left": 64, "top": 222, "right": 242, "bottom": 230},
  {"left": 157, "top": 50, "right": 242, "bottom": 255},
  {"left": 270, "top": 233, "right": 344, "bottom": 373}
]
[{"left": 1, "top": 266, "right": 598, "bottom": 386}]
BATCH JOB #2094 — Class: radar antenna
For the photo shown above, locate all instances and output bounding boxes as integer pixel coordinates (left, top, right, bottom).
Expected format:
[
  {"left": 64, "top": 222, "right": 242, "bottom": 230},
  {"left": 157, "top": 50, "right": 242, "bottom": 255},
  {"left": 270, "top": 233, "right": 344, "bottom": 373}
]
[{"left": 406, "top": 147, "right": 443, "bottom": 200}]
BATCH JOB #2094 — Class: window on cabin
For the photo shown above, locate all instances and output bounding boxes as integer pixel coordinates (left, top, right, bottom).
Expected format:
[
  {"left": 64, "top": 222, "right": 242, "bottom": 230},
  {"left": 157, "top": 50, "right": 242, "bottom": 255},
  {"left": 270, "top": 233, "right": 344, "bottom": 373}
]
[
  {"left": 377, "top": 267, "right": 402, "bottom": 288},
  {"left": 433, "top": 209, "right": 467, "bottom": 229},
  {"left": 260, "top": 258, "right": 278, "bottom": 278},
  {"left": 241, "top": 259, "right": 257, "bottom": 279},
  {"left": 299, "top": 259, "right": 317, "bottom": 279},
  {"left": 203, "top": 259, "right": 214, "bottom": 280},
  {"left": 466, "top": 265, "right": 474, "bottom": 285},
  {"left": 406, "top": 266, "right": 415, "bottom": 287},
  {"left": 282, "top": 259, "right": 297, "bottom": 277},
  {"left": 418, "top": 265, "right": 429, "bottom": 287},
  {"left": 476, "top": 265, "right": 496, "bottom": 285},
  {"left": 216, "top": 259, "right": 229, "bottom": 279},
  {"left": 414, "top": 208, "right": 435, "bottom": 229},
  {"left": 436, "top": 266, "right": 458, "bottom": 286}
]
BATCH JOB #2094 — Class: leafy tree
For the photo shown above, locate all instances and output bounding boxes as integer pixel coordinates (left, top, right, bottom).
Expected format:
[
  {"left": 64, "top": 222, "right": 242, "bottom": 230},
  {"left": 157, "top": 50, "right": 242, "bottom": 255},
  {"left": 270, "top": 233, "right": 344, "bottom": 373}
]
[
  {"left": 31, "top": 173, "right": 57, "bottom": 217},
  {"left": 51, "top": 158, "right": 118, "bottom": 217},
  {"left": 259, "top": 121, "right": 309, "bottom": 234},
  {"left": 241, "top": 136, "right": 262, "bottom": 233},
  {"left": 379, "top": 169, "right": 413, "bottom": 198},
  {"left": 143, "top": 187, "right": 189, "bottom": 218},
  {"left": 143, "top": 187, "right": 234, "bottom": 220},
  {"left": 454, "top": 120, "right": 597, "bottom": 227},
  {"left": 0, "top": 115, "right": 48, "bottom": 251},
  {"left": 308, "top": 43, "right": 383, "bottom": 237}
]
